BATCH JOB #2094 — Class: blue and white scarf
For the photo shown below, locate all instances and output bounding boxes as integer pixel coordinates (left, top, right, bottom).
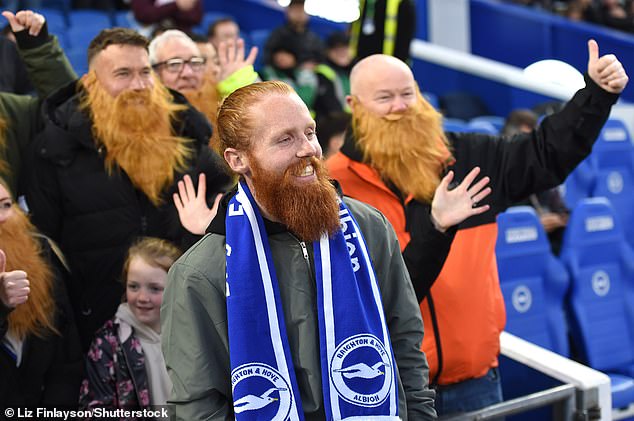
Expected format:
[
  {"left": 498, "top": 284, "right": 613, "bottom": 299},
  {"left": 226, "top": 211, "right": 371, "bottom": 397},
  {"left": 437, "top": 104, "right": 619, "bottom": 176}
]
[{"left": 226, "top": 181, "right": 399, "bottom": 420}]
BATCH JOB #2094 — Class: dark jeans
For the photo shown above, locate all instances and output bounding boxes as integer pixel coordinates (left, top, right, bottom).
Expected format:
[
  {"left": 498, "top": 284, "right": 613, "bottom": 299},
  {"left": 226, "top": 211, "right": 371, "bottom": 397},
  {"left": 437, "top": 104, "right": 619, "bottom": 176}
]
[{"left": 435, "top": 367, "right": 504, "bottom": 418}]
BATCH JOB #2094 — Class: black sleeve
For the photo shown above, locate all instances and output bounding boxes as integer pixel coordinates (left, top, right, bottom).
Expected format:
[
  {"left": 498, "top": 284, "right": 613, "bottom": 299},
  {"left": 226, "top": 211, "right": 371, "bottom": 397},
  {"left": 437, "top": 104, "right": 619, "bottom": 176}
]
[
  {"left": 394, "top": 0, "right": 416, "bottom": 62},
  {"left": 26, "top": 148, "right": 64, "bottom": 242},
  {"left": 313, "top": 75, "right": 344, "bottom": 119},
  {"left": 40, "top": 240, "right": 83, "bottom": 406},
  {"left": 449, "top": 75, "right": 619, "bottom": 211},
  {"left": 402, "top": 200, "right": 456, "bottom": 302}
]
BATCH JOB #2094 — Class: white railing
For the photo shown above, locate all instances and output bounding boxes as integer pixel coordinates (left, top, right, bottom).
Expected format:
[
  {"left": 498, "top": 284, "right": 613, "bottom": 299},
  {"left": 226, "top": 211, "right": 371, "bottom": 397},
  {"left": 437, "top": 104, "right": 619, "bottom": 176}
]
[{"left": 409, "top": 39, "right": 578, "bottom": 101}]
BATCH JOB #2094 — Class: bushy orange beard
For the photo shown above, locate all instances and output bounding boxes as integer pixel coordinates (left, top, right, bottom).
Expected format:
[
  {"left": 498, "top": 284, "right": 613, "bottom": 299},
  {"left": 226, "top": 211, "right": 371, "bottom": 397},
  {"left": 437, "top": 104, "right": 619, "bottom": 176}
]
[
  {"left": 1, "top": 208, "right": 56, "bottom": 340},
  {"left": 181, "top": 75, "right": 221, "bottom": 152},
  {"left": 249, "top": 156, "right": 341, "bottom": 242},
  {"left": 81, "top": 71, "right": 193, "bottom": 206},
  {"left": 352, "top": 91, "right": 452, "bottom": 203}
]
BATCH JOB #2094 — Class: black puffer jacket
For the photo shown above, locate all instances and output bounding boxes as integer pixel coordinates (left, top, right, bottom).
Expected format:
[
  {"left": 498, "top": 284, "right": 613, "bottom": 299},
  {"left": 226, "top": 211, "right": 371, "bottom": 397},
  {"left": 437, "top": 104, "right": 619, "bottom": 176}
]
[{"left": 26, "top": 81, "right": 233, "bottom": 348}]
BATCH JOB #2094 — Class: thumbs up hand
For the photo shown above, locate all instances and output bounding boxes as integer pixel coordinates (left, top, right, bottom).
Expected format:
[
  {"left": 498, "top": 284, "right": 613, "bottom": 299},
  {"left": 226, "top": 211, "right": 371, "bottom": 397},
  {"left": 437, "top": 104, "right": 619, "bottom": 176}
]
[
  {"left": 0, "top": 250, "right": 30, "bottom": 308},
  {"left": 1, "top": 10, "right": 46, "bottom": 37},
  {"left": 587, "top": 39, "right": 628, "bottom": 94}
]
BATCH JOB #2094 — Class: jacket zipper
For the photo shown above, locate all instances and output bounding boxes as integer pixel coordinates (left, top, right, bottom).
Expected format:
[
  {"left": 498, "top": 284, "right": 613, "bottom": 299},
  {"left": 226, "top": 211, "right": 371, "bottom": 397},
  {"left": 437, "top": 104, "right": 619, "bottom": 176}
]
[{"left": 299, "top": 241, "right": 310, "bottom": 265}]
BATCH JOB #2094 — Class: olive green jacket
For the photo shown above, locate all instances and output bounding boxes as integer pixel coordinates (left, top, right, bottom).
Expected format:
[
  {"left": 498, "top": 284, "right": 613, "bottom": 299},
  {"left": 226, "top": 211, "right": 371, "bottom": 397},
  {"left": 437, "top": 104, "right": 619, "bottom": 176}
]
[
  {"left": 161, "top": 195, "right": 437, "bottom": 420},
  {"left": 0, "top": 25, "right": 76, "bottom": 195}
]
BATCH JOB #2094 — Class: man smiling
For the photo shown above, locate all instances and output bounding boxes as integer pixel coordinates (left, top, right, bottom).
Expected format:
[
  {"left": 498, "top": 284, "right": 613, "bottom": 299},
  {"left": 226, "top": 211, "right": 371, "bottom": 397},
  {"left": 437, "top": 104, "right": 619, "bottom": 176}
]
[{"left": 161, "top": 81, "right": 491, "bottom": 420}]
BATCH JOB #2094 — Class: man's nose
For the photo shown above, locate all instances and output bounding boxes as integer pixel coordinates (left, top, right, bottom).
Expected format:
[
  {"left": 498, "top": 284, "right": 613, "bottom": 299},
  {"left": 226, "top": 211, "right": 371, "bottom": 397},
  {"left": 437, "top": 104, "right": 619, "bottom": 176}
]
[
  {"left": 391, "top": 98, "right": 408, "bottom": 113},
  {"left": 130, "top": 75, "right": 149, "bottom": 91},
  {"left": 297, "top": 136, "right": 319, "bottom": 158}
]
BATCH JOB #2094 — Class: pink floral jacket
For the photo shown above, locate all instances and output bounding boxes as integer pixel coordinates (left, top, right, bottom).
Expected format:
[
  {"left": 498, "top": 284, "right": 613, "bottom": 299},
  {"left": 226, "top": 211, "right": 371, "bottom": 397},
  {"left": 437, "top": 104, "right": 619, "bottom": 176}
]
[{"left": 78, "top": 319, "right": 151, "bottom": 418}]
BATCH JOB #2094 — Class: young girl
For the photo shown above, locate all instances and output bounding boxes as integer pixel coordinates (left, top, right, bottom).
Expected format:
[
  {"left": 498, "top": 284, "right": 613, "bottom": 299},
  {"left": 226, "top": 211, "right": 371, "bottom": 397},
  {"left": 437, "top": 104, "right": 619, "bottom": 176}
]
[{"left": 79, "top": 237, "right": 181, "bottom": 409}]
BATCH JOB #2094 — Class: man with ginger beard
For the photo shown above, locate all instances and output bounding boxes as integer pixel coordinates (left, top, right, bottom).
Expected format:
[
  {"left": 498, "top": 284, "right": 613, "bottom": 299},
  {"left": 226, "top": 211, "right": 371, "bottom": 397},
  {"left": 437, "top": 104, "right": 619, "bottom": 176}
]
[
  {"left": 0, "top": 177, "right": 83, "bottom": 408},
  {"left": 149, "top": 29, "right": 258, "bottom": 132},
  {"left": 161, "top": 81, "right": 491, "bottom": 420},
  {"left": 327, "top": 47, "right": 628, "bottom": 415},
  {"left": 25, "top": 28, "right": 233, "bottom": 349}
]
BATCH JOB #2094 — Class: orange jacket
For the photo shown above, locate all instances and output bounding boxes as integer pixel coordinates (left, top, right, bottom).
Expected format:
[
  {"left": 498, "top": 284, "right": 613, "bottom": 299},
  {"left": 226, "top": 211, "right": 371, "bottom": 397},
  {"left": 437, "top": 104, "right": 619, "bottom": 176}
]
[{"left": 327, "top": 151, "right": 505, "bottom": 384}]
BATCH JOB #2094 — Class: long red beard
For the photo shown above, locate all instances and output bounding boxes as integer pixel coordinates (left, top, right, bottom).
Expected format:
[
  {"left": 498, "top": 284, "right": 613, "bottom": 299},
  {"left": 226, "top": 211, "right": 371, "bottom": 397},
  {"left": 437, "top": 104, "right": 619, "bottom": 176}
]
[
  {"left": 2, "top": 208, "right": 56, "bottom": 340},
  {"left": 249, "top": 156, "right": 340, "bottom": 242},
  {"left": 81, "top": 72, "right": 193, "bottom": 205},
  {"left": 352, "top": 91, "right": 452, "bottom": 203}
]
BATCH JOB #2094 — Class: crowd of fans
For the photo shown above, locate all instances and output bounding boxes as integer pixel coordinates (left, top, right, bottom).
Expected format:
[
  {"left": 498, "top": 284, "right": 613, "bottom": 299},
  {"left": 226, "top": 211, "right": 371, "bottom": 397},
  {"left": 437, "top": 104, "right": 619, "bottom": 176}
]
[
  {"left": 508, "top": 0, "right": 634, "bottom": 34},
  {"left": 0, "top": 0, "right": 629, "bottom": 419}
]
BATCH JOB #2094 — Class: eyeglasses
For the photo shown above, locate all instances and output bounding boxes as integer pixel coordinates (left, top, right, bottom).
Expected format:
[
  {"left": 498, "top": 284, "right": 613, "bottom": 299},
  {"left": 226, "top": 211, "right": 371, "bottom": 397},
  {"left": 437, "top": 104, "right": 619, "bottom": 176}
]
[{"left": 152, "top": 56, "right": 207, "bottom": 73}]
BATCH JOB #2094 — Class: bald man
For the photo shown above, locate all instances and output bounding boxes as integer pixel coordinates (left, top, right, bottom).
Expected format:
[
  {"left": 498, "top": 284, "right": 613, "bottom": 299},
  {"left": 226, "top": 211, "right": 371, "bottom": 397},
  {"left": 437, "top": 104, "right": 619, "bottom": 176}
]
[{"left": 327, "top": 42, "right": 628, "bottom": 415}]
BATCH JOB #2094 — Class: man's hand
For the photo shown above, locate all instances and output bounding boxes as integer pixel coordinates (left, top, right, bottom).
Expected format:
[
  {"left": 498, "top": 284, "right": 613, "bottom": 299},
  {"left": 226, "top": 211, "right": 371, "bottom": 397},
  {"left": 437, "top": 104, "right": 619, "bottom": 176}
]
[
  {"left": 175, "top": 0, "right": 198, "bottom": 11},
  {"left": 587, "top": 39, "right": 628, "bottom": 94},
  {"left": 2, "top": 10, "right": 45, "bottom": 37},
  {"left": 173, "top": 173, "right": 222, "bottom": 235},
  {"left": 217, "top": 38, "right": 258, "bottom": 82},
  {"left": 540, "top": 213, "right": 567, "bottom": 233},
  {"left": 430, "top": 167, "right": 491, "bottom": 232},
  {"left": 0, "top": 249, "right": 30, "bottom": 308}
]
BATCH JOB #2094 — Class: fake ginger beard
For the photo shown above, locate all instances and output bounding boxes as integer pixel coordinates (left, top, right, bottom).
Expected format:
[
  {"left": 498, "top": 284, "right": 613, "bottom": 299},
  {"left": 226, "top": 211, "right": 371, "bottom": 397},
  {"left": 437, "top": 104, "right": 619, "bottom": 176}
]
[
  {"left": 181, "top": 75, "right": 220, "bottom": 150},
  {"left": 351, "top": 91, "right": 452, "bottom": 203},
  {"left": 81, "top": 71, "right": 193, "bottom": 206},
  {"left": 2, "top": 207, "right": 56, "bottom": 340},
  {"left": 249, "top": 156, "right": 341, "bottom": 242}
]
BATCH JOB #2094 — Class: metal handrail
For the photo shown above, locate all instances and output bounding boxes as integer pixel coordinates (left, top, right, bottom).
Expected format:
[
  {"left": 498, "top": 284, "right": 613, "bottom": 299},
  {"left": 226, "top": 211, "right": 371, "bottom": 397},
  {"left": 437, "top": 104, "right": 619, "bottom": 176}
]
[{"left": 442, "top": 384, "right": 577, "bottom": 420}]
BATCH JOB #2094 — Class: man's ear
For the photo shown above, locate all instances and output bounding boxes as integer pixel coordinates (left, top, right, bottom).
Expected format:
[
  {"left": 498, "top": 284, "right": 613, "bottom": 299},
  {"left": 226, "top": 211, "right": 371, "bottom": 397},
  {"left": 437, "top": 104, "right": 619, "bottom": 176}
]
[
  {"left": 224, "top": 148, "right": 249, "bottom": 175},
  {"left": 345, "top": 95, "right": 354, "bottom": 111}
]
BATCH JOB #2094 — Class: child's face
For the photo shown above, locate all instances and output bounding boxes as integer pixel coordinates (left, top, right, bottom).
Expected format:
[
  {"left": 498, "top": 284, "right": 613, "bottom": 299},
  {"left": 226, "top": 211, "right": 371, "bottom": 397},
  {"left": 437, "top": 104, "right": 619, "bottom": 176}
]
[{"left": 126, "top": 256, "right": 167, "bottom": 332}]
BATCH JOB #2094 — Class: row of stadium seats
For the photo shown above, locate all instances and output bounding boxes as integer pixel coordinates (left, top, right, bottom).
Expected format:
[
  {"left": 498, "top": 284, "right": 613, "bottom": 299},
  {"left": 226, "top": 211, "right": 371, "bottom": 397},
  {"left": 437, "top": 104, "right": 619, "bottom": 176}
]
[
  {"left": 496, "top": 199, "right": 634, "bottom": 413},
  {"left": 34, "top": 8, "right": 271, "bottom": 75},
  {"left": 563, "top": 118, "right": 634, "bottom": 246}
]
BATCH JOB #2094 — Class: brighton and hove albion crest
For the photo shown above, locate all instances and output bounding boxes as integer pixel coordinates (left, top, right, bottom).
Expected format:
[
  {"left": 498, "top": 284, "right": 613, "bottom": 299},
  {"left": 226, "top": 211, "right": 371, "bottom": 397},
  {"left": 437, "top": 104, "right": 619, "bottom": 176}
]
[
  {"left": 232, "top": 363, "right": 292, "bottom": 420},
  {"left": 330, "top": 334, "right": 393, "bottom": 407}
]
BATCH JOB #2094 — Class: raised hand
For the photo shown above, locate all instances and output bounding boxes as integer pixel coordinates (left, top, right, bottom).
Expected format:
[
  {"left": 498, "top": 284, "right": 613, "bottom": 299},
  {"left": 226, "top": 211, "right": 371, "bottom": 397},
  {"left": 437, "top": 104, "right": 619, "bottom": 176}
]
[
  {"left": 175, "top": 0, "right": 198, "bottom": 11},
  {"left": 217, "top": 38, "right": 258, "bottom": 82},
  {"left": 430, "top": 167, "right": 491, "bottom": 232},
  {"left": 173, "top": 173, "right": 222, "bottom": 235},
  {"left": 587, "top": 39, "right": 628, "bottom": 94},
  {"left": 2, "top": 10, "right": 45, "bottom": 37},
  {"left": 0, "top": 249, "right": 30, "bottom": 308}
]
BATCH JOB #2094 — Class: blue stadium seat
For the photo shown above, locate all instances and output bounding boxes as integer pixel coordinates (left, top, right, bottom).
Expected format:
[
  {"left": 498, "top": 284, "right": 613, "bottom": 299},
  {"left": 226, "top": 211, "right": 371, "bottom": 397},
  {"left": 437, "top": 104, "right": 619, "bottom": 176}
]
[
  {"left": 470, "top": 115, "right": 505, "bottom": 132},
  {"left": 442, "top": 118, "right": 468, "bottom": 133},
  {"left": 65, "top": 26, "right": 104, "bottom": 54},
  {"left": 113, "top": 11, "right": 136, "bottom": 29},
  {"left": 248, "top": 29, "right": 271, "bottom": 72},
  {"left": 36, "top": 8, "right": 67, "bottom": 33},
  {"left": 192, "top": 11, "right": 233, "bottom": 36},
  {"left": 588, "top": 118, "right": 634, "bottom": 246},
  {"left": 466, "top": 119, "right": 498, "bottom": 135},
  {"left": 561, "top": 158, "right": 595, "bottom": 210},
  {"left": 68, "top": 10, "right": 111, "bottom": 31},
  {"left": 422, "top": 91, "right": 439, "bottom": 110},
  {"left": 496, "top": 206, "right": 570, "bottom": 408},
  {"left": 560, "top": 198, "right": 634, "bottom": 409},
  {"left": 592, "top": 168, "right": 634, "bottom": 247},
  {"left": 496, "top": 206, "right": 570, "bottom": 355},
  {"left": 591, "top": 118, "right": 633, "bottom": 170},
  {"left": 65, "top": 47, "right": 88, "bottom": 76}
]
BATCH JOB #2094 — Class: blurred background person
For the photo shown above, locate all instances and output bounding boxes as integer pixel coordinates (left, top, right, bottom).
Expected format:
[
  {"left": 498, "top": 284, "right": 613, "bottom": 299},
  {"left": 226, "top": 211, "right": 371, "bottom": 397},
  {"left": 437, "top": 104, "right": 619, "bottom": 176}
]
[
  {"left": 503, "top": 109, "right": 569, "bottom": 255},
  {"left": 350, "top": 0, "right": 416, "bottom": 63}
]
